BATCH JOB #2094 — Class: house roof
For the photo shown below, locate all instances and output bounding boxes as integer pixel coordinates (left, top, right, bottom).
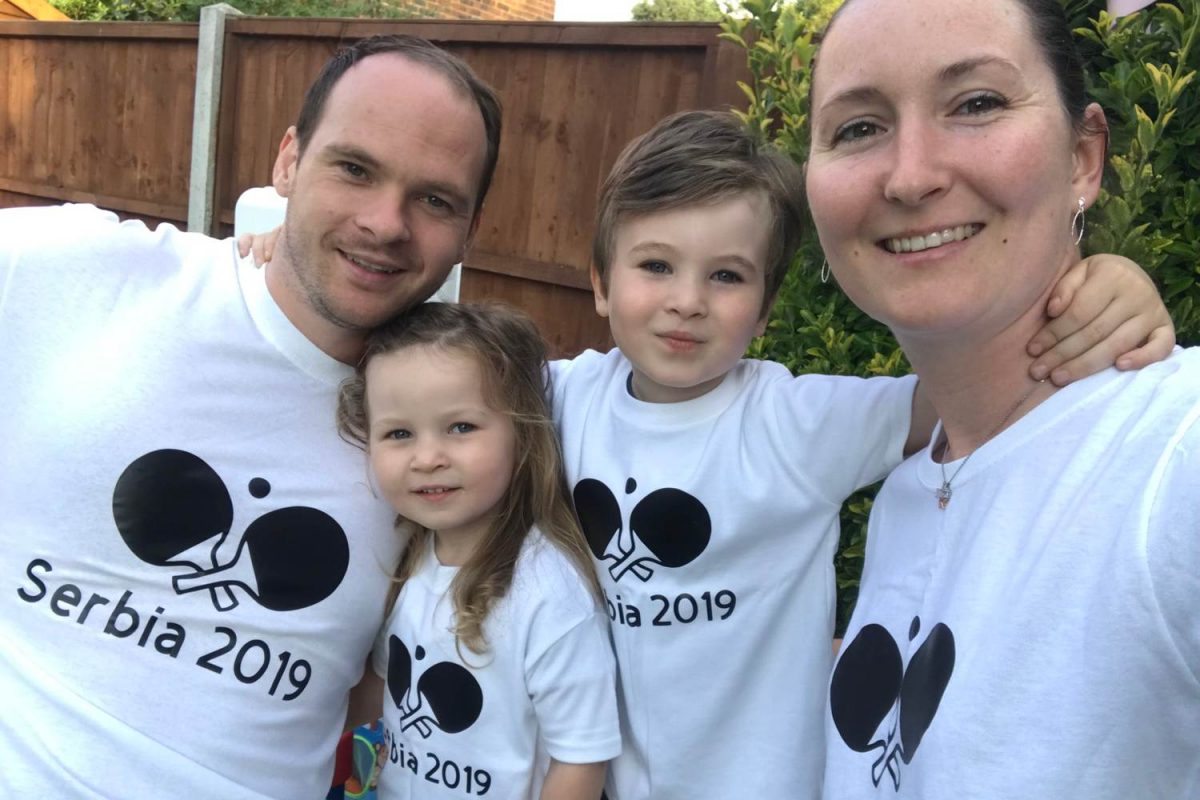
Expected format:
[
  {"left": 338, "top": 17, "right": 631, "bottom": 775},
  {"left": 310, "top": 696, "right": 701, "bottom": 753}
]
[{"left": 1, "top": 0, "right": 69, "bottom": 20}]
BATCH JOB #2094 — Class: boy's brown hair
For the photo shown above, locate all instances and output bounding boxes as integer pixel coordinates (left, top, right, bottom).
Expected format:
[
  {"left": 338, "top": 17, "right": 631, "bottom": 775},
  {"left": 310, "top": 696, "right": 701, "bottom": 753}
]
[{"left": 592, "top": 110, "right": 806, "bottom": 315}]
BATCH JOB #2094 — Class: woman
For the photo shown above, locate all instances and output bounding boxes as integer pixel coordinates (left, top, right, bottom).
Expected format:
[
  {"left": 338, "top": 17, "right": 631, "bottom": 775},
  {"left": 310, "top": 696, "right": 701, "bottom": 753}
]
[{"left": 805, "top": 0, "right": 1200, "bottom": 798}]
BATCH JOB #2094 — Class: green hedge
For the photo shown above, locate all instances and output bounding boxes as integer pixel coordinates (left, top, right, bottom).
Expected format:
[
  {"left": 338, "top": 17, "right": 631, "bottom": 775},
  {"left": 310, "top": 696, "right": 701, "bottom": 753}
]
[{"left": 722, "top": 0, "right": 1200, "bottom": 631}]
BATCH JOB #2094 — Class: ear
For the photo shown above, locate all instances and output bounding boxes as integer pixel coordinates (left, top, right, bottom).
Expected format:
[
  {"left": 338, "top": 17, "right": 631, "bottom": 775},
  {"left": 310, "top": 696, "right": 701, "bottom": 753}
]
[
  {"left": 272, "top": 126, "right": 301, "bottom": 198},
  {"left": 590, "top": 264, "right": 610, "bottom": 318},
  {"left": 1071, "top": 103, "right": 1108, "bottom": 207}
]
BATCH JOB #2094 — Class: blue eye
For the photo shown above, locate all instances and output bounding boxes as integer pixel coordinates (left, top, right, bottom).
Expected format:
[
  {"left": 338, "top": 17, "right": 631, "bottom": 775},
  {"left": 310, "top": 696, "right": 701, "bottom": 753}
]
[
  {"left": 384, "top": 429, "right": 411, "bottom": 441},
  {"left": 449, "top": 422, "right": 476, "bottom": 434},
  {"left": 712, "top": 269, "right": 744, "bottom": 284},
  {"left": 639, "top": 260, "right": 670, "bottom": 274},
  {"left": 339, "top": 161, "right": 368, "bottom": 179}
]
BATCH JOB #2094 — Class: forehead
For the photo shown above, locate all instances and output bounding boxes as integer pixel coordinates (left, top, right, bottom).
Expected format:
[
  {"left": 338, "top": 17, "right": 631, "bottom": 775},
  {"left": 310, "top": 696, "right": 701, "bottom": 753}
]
[
  {"left": 813, "top": 0, "right": 1042, "bottom": 101},
  {"left": 616, "top": 191, "right": 772, "bottom": 247},
  {"left": 308, "top": 54, "right": 488, "bottom": 198}
]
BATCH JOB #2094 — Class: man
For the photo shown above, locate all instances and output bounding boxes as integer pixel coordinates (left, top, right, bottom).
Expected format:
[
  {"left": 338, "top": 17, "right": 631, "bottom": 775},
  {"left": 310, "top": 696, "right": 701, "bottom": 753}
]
[{"left": 0, "top": 35, "right": 500, "bottom": 798}]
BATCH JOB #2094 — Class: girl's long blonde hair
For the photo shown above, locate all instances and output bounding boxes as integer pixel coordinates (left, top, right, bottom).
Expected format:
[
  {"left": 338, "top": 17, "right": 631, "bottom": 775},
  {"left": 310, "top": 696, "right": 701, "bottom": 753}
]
[{"left": 338, "top": 301, "right": 601, "bottom": 654}]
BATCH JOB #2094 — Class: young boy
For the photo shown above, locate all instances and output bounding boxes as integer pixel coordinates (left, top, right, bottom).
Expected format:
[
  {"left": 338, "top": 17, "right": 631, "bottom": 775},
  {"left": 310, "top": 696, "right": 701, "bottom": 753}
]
[{"left": 547, "top": 110, "right": 1171, "bottom": 800}]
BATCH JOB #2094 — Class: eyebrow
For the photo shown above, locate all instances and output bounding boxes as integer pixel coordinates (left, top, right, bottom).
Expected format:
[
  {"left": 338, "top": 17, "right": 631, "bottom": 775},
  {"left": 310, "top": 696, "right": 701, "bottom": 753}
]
[
  {"left": 937, "top": 55, "right": 1022, "bottom": 83},
  {"left": 818, "top": 56, "right": 1022, "bottom": 114}
]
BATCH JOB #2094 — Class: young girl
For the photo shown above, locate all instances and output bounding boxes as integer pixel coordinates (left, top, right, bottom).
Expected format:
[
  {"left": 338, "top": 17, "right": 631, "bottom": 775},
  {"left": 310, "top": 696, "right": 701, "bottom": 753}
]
[{"left": 337, "top": 302, "right": 620, "bottom": 800}]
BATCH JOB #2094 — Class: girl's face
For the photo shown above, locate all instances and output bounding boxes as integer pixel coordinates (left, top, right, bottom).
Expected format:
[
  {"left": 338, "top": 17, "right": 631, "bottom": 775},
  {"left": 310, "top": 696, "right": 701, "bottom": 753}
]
[
  {"left": 805, "top": 0, "right": 1105, "bottom": 349},
  {"left": 365, "top": 344, "right": 516, "bottom": 560}
]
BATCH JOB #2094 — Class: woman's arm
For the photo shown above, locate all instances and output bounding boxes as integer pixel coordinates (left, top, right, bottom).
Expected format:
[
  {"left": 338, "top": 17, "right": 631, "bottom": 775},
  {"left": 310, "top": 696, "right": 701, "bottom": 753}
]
[{"left": 540, "top": 759, "right": 607, "bottom": 800}]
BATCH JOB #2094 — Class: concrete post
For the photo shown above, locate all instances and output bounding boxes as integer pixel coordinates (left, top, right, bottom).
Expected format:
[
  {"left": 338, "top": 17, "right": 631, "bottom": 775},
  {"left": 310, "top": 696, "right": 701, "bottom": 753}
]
[{"left": 187, "top": 3, "right": 243, "bottom": 234}]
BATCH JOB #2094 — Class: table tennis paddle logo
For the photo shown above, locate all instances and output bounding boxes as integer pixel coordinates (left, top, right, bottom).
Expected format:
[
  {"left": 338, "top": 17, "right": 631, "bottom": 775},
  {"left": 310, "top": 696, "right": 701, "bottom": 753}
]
[
  {"left": 112, "top": 448, "right": 350, "bottom": 613},
  {"left": 572, "top": 477, "right": 711, "bottom": 583},
  {"left": 387, "top": 635, "right": 483, "bottom": 739},
  {"left": 829, "top": 617, "right": 955, "bottom": 791}
]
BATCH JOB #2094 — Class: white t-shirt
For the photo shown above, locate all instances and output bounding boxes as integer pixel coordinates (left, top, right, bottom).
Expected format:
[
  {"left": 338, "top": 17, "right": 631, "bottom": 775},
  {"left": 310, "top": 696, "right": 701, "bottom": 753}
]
[
  {"left": 373, "top": 530, "right": 621, "bottom": 800},
  {"left": 824, "top": 350, "right": 1200, "bottom": 800},
  {"left": 551, "top": 349, "right": 915, "bottom": 800},
  {"left": 0, "top": 204, "right": 403, "bottom": 798}
]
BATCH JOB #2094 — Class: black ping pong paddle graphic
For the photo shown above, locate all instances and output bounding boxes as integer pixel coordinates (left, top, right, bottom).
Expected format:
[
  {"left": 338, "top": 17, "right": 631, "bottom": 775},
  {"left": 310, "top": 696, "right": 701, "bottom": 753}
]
[
  {"left": 610, "top": 487, "right": 711, "bottom": 581},
  {"left": 829, "top": 617, "right": 956, "bottom": 790},
  {"left": 830, "top": 623, "right": 903, "bottom": 753},
  {"left": 400, "top": 660, "right": 483, "bottom": 738},
  {"left": 112, "top": 449, "right": 238, "bottom": 610},
  {"left": 572, "top": 478, "right": 650, "bottom": 581},
  {"left": 173, "top": 506, "right": 349, "bottom": 611},
  {"left": 387, "top": 635, "right": 413, "bottom": 713}
]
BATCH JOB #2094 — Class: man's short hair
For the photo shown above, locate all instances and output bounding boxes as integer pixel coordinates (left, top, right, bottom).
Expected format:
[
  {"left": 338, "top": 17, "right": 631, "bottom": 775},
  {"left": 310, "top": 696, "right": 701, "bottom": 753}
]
[
  {"left": 295, "top": 34, "right": 503, "bottom": 212},
  {"left": 592, "top": 110, "right": 805, "bottom": 314}
]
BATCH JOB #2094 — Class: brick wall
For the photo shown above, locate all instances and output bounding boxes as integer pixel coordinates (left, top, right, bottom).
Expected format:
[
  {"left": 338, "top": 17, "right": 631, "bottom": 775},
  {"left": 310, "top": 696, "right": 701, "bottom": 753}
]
[{"left": 401, "top": 0, "right": 555, "bottom": 20}]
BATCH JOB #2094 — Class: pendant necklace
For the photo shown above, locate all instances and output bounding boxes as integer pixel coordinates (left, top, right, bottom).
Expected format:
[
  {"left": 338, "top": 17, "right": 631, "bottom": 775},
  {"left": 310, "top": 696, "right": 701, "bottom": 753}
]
[{"left": 936, "top": 379, "right": 1045, "bottom": 510}]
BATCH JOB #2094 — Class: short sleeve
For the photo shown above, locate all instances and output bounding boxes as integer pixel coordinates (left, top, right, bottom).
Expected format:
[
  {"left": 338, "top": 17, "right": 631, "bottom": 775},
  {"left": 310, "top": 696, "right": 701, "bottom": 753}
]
[
  {"left": 765, "top": 371, "right": 918, "bottom": 506},
  {"left": 1145, "top": 405, "right": 1200, "bottom": 686},
  {"left": 525, "top": 610, "right": 621, "bottom": 764}
]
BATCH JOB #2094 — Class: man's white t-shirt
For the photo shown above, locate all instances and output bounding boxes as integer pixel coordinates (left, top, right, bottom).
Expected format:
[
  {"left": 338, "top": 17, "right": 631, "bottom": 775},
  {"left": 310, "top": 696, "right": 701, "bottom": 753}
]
[
  {"left": 373, "top": 530, "right": 621, "bottom": 799},
  {"left": 824, "top": 350, "right": 1200, "bottom": 799},
  {"left": 0, "top": 205, "right": 403, "bottom": 798},
  {"left": 551, "top": 349, "right": 915, "bottom": 800}
]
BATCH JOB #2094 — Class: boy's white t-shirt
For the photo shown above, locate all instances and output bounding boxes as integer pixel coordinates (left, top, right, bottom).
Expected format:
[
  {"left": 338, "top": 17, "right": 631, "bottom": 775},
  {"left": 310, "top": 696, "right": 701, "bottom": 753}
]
[
  {"left": 0, "top": 204, "right": 403, "bottom": 798},
  {"left": 372, "top": 530, "right": 621, "bottom": 800},
  {"left": 824, "top": 351, "right": 1200, "bottom": 800},
  {"left": 551, "top": 349, "right": 916, "bottom": 800}
]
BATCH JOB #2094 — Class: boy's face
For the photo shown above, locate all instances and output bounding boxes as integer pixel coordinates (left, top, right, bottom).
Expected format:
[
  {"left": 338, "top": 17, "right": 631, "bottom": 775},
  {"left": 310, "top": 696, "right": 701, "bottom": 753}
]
[{"left": 592, "top": 192, "right": 772, "bottom": 403}]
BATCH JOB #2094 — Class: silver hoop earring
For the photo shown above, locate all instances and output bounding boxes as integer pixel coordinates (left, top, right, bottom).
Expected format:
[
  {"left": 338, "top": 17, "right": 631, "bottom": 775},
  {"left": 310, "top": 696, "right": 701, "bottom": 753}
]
[
  {"left": 1071, "top": 196, "right": 1086, "bottom": 246},
  {"left": 820, "top": 259, "right": 830, "bottom": 284}
]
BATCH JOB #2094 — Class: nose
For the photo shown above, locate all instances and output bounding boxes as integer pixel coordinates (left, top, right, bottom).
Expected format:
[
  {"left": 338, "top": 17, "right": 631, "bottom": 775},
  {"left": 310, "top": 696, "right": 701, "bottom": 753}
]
[
  {"left": 883, "top": 122, "right": 950, "bottom": 207},
  {"left": 354, "top": 187, "right": 412, "bottom": 243},
  {"left": 410, "top": 437, "right": 448, "bottom": 472},
  {"left": 665, "top": 274, "right": 707, "bottom": 318}
]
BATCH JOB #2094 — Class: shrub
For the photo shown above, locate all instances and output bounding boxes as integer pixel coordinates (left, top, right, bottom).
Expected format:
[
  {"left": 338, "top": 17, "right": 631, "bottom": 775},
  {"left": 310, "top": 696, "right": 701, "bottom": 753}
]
[{"left": 722, "top": 0, "right": 1199, "bottom": 631}]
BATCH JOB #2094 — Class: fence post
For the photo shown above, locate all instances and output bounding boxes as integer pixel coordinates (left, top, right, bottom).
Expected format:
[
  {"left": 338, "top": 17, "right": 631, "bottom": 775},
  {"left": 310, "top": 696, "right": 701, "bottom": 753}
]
[{"left": 188, "top": 3, "right": 243, "bottom": 234}]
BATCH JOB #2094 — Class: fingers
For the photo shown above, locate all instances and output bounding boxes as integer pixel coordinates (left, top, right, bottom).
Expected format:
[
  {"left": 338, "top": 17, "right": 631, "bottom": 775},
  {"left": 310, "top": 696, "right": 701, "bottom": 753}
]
[
  {"left": 1043, "top": 257, "right": 1088, "bottom": 320},
  {"left": 236, "top": 233, "right": 254, "bottom": 258},
  {"left": 254, "top": 228, "right": 281, "bottom": 267},
  {"left": 1031, "top": 308, "right": 1171, "bottom": 385},
  {"left": 1116, "top": 324, "right": 1176, "bottom": 371}
]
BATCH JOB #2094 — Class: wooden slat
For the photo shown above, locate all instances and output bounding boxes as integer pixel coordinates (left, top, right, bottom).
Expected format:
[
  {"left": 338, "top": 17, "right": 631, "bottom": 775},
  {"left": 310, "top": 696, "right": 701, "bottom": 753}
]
[
  {"left": 465, "top": 249, "right": 592, "bottom": 291},
  {"left": 0, "top": 21, "right": 197, "bottom": 39},
  {"left": 0, "top": 177, "right": 187, "bottom": 220}
]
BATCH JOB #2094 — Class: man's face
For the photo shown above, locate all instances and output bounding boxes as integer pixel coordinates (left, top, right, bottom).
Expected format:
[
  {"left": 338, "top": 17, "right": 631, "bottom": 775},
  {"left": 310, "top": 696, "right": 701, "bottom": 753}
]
[{"left": 269, "top": 53, "right": 489, "bottom": 361}]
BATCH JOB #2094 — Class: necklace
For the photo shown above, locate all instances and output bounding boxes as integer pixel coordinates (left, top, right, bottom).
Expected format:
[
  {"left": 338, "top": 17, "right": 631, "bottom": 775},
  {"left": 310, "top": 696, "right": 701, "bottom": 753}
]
[{"left": 935, "top": 379, "right": 1046, "bottom": 510}]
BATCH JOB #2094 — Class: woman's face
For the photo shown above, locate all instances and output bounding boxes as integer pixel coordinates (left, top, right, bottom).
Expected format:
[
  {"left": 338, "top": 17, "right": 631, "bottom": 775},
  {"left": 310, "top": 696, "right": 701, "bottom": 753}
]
[{"left": 805, "top": 0, "right": 1105, "bottom": 347}]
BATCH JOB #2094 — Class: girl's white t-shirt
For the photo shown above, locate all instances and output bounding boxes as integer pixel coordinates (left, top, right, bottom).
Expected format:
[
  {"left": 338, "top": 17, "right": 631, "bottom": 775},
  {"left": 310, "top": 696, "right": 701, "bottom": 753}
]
[{"left": 373, "top": 530, "right": 621, "bottom": 800}]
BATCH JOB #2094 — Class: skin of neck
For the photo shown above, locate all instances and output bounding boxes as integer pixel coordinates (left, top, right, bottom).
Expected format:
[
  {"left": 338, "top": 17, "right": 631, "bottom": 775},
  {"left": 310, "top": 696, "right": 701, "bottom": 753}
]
[
  {"left": 263, "top": 233, "right": 370, "bottom": 366},
  {"left": 896, "top": 255, "right": 1075, "bottom": 460}
]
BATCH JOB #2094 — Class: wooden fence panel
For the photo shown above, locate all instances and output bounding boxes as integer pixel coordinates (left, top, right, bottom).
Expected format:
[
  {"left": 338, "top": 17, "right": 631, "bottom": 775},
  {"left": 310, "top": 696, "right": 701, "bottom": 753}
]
[
  {"left": 0, "top": 22, "right": 198, "bottom": 222},
  {"left": 1, "top": 19, "right": 750, "bottom": 357}
]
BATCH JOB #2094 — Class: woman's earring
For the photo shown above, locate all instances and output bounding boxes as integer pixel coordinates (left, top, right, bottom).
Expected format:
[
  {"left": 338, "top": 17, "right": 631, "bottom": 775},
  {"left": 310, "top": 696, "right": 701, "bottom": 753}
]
[
  {"left": 1071, "top": 196, "right": 1086, "bottom": 246},
  {"left": 819, "top": 259, "right": 830, "bottom": 284}
]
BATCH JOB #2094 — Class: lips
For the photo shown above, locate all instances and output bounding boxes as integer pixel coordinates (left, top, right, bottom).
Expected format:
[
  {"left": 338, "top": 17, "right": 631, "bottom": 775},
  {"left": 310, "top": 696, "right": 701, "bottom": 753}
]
[
  {"left": 658, "top": 331, "right": 703, "bottom": 352},
  {"left": 881, "top": 223, "right": 983, "bottom": 254},
  {"left": 412, "top": 486, "right": 459, "bottom": 501},
  {"left": 339, "top": 249, "right": 406, "bottom": 275}
]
